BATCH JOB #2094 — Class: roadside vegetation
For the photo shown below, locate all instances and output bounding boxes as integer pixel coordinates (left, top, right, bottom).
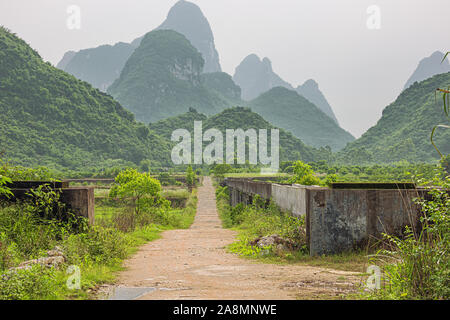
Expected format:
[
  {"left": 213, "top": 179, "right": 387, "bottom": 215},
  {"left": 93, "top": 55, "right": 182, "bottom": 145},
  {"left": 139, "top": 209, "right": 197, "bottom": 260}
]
[
  {"left": 0, "top": 163, "right": 197, "bottom": 300},
  {"left": 363, "top": 176, "right": 449, "bottom": 300}
]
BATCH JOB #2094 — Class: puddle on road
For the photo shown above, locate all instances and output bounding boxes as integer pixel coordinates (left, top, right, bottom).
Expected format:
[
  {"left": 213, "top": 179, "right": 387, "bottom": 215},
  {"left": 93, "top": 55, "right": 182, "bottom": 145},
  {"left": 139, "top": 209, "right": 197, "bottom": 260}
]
[
  {"left": 108, "top": 287, "right": 156, "bottom": 300},
  {"left": 108, "top": 286, "right": 191, "bottom": 300}
]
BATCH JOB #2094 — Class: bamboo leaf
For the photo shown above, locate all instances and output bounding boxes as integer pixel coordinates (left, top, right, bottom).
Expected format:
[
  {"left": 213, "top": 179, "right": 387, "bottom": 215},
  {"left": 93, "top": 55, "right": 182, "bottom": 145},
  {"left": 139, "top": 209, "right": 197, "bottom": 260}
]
[{"left": 430, "top": 124, "right": 450, "bottom": 157}]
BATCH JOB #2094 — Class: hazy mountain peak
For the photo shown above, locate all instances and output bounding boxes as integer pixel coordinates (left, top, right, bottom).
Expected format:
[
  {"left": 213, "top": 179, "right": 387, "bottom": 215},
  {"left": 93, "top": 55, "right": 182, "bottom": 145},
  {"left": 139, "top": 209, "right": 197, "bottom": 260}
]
[
  {"left": 262, "top": 57, "right": 272, "bottom": 68},
  {"left": 107, "top": 30, "right": 229, "bottom": 123},
  {"left": 243, "top": 53, "right": 260, "bottom": 62},
  {"left": 233, "top": 54, "right": 339, "bottom": 124},
  {"left": 296, "top": 79, "right": 338, "bottom": 124},
  {"left": 157, "top": 0, "right": 221, "bottom": 73},
  {"left": 302, "top": 79, "right": 319, "bottom": 89},
  {"left": 56, "top": 50, "right": 76, "bottom": 69},
  {"left": 56, "top": 0, "right": 221, "bottom": 90},
  {"left": 403, "top": 50, "right": 450, "bottom": 90},
  {"left": 233, "top": 54, "right": 292, "bottom": 100},
  {"left": 58, "top": 42, "right": 136, "bottom": 91}
]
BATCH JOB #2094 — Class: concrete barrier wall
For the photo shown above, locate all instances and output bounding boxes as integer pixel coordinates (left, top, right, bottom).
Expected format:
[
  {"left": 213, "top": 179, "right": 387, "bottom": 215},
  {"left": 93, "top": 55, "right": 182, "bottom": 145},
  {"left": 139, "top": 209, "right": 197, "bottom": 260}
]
[
  {"left": 271, "top": 184, "right": 308, "bottom": 217},
  {"left": 226, "top": 179, "right": 310, "bottom": 217},
  {"left": 223, "top": 178, "right": 426, "bottom": 256},
  {"left": 307, "top": 188, "right": 424, "bottom": 255},
  {"left": 226, "top": 178, "right": 272, "bottom": 200}
]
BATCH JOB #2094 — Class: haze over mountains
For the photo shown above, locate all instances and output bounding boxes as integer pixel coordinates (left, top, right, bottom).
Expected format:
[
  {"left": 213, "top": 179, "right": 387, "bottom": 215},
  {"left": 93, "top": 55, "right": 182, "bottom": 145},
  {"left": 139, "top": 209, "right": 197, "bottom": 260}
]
[
  {"left": 0, "top": 24, "right": 333, "bottom": 169},
  {"left": 0, "top": 22, "right": 448, "bottom": 170},
  {"left": 56, "top": 1, "right": 341, "bottom": 123},
  {"left": 105, "top": 26, "right": 353, "bottom": 150},
  {"left": 57, "top": 0, "right": 221, "bottom": 92},
  {"left": 58, "top": 42, "right": 137, "bottom": 92},
  {"left": 53, "top": 1, "right": 353, "bottom": 150}
]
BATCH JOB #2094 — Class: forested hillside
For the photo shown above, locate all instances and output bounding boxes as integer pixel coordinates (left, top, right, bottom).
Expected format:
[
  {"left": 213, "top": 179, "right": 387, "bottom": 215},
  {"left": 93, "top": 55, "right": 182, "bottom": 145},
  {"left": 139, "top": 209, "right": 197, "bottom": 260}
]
[
  {"left": 247, "top": 87, "right": 355, "bottom": 150},
  {"left": 150, "top": 107, "right": 332, "bottom": 163},
  {"left": 338, "top": 72, "right": 450, "bottom": 164},
  {"left": 201, "top": 72, "right": 242, "bottom": 104},
  {"left": 0, "top": 27, "right": 172, "bottom": 170}
]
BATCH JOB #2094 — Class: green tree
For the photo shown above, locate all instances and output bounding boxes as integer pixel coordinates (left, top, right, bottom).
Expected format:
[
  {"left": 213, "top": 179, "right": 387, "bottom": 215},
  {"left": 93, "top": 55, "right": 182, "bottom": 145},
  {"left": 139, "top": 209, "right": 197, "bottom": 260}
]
[
  {"left": 186, "top": 165, "right": 196, "bottom": 187},
  {"left": 288, "top": 161, "right": 321, "bottom": 186},
  {"left": 109, "top": 168, "right": 162, "bottom": 215},
  {"left": 212, "top": 164, "right": 232, "bottom": 176}
]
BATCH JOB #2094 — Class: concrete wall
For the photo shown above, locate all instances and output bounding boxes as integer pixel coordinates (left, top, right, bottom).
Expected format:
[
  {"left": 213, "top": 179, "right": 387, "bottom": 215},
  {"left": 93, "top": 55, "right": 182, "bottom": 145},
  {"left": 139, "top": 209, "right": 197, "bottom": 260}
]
[
  {"left": 223, "top": 178, "right": 427, "bottom": 256},
  {"left": 226, "top": 178, "right": 272, "bottom": 206},
  {"left": 307, "top": 188, "right": 424, "bottom": 255},
  {"left": 271, "top": 184, "right": 308, "bottom": 217}
]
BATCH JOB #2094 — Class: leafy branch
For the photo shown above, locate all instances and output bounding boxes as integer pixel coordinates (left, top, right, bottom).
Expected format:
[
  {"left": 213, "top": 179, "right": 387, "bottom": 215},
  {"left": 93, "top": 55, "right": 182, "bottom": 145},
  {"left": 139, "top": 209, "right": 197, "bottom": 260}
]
[{"left": 431, "top": 52, "right": 450, "bottom": 157}]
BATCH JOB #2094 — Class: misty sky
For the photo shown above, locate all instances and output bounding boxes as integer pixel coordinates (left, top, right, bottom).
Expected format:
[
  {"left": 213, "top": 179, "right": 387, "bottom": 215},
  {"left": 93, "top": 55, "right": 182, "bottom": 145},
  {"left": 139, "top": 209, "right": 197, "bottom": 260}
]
[{"left": 1, "top": 0, "right": 449, "bottom": 138}]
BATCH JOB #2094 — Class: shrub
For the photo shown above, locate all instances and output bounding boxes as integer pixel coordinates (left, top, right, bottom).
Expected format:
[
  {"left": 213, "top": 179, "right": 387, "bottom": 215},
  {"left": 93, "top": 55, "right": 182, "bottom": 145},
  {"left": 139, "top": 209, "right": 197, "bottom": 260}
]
[
  {"left": 0, "top": 204, "right": 69, "bottom": 261},
  {"left": 0, "top": 264, "right": 59, "bottom": 300},
  {"left": 216, "top": 188, "right": 307, "bottom": 257},
  {"left": 0, "top": 174, "right": 12, "bottom": 199},
  {"left": 287, "top": 161, "right": 321, "bottom": 186},
  {"left": 63, "top": 226, "right": 129, "bottom": 266}
]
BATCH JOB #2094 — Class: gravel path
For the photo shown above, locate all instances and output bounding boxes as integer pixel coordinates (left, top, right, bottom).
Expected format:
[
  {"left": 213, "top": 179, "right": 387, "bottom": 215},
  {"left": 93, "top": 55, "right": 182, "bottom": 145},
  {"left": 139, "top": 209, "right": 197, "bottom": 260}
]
[{"left": 114, "top": 177, "right": 361, "bottom": 300}]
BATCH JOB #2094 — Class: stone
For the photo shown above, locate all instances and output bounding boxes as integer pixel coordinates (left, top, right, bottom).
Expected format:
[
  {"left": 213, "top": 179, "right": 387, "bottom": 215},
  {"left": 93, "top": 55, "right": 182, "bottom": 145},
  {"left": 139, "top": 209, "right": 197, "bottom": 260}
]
[
  {"left": 17, "top": 255, "right": 65, "bottom": 270},
  {"left": 9, "top": 246, "right": 66, "bottom": 271},
  {"left": 250, "top": 234, "right": 297, "bottom": 251}
]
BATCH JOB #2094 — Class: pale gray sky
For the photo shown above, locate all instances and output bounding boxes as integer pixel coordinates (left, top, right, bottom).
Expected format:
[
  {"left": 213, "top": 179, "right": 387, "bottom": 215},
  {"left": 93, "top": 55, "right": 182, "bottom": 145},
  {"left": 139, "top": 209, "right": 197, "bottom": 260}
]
[{"left": 1, "top": 0, "right": 449, "bottom": 137}]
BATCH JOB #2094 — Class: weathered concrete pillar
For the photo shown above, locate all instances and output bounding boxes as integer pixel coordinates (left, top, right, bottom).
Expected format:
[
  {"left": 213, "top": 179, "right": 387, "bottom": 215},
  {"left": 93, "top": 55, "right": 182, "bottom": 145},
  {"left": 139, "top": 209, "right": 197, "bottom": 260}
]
[{"left": 60, "top": 187, "right": 95, "bottom": 225}]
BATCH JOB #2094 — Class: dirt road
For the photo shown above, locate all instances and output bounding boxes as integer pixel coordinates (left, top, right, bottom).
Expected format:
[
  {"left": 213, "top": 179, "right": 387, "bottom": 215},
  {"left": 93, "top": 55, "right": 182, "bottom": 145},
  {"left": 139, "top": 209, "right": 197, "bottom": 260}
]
[{"left": 114, "top": 177, "right": 361, "bottom": 300}]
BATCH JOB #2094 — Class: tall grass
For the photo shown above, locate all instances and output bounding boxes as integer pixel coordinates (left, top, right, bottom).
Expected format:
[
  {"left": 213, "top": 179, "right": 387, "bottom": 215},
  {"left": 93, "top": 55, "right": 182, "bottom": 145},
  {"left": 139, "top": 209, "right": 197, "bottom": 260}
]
[{"left": 367, "top": 177, "right": 449, "bottom": 299}]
